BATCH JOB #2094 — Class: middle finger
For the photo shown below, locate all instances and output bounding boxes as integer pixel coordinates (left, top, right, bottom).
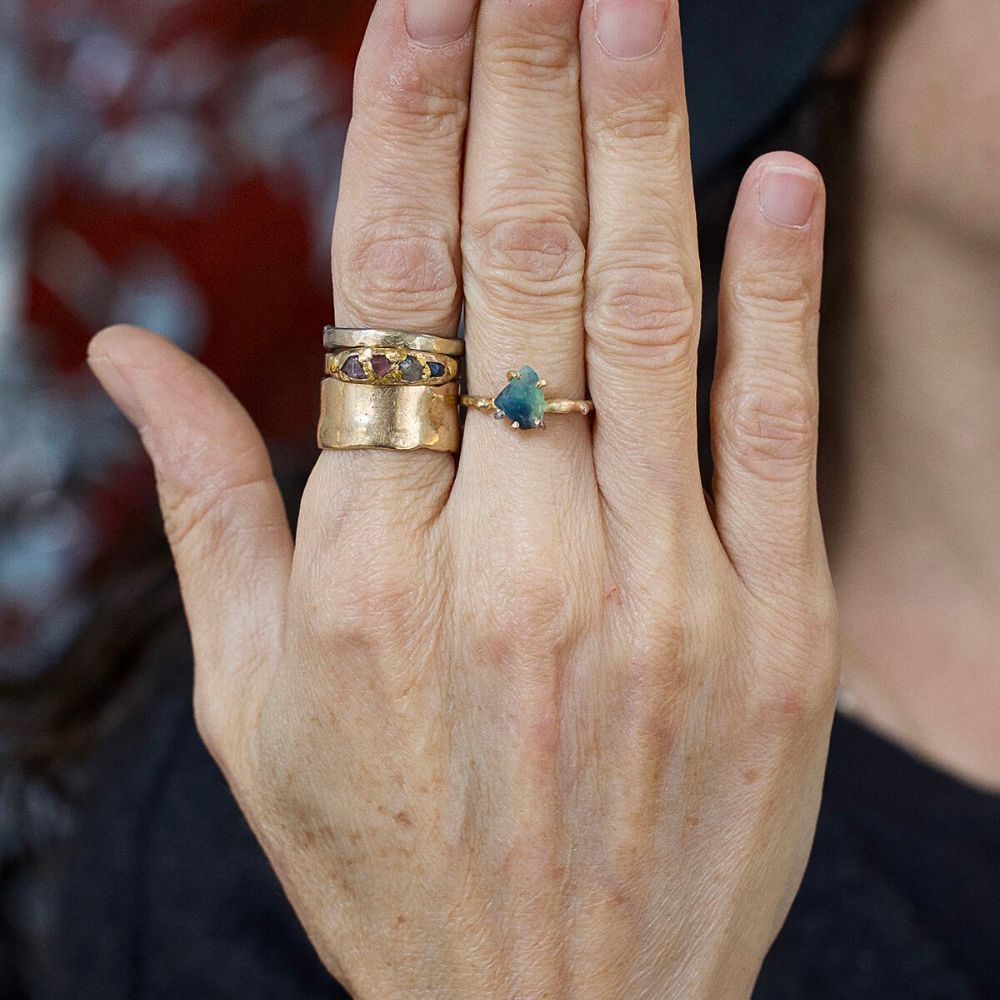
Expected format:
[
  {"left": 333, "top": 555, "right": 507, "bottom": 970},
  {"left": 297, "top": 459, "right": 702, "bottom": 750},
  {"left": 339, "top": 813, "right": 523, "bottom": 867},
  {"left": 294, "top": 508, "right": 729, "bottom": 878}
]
[{"left": 456, "top": 0, "right": 591, "bottom": 485}]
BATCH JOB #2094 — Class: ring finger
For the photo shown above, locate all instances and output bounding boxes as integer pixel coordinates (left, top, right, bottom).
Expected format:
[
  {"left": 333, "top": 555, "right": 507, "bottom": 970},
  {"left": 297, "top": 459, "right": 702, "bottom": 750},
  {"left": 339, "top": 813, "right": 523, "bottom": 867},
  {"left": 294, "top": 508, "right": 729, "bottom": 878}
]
[
  {"left": 580, "top": 0, "right": 709, "bottom": 576},
  {"left": 297, "top": 0, "right": 477, "bottom": 558}
]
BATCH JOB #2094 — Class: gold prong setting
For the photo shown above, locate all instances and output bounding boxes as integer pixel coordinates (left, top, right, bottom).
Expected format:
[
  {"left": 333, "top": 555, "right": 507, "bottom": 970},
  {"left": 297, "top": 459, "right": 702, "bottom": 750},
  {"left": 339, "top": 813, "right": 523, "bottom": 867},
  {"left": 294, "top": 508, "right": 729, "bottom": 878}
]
[{"left": 460, "top": 365, "right": 594, "bottom": 431}]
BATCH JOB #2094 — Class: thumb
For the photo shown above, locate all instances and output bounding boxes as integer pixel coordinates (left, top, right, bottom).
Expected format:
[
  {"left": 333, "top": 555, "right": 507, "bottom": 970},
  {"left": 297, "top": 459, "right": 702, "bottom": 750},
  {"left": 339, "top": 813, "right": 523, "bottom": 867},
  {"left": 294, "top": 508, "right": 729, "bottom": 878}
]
[{"left": 88, "top": 325, "right": 293, "bottom": 761}]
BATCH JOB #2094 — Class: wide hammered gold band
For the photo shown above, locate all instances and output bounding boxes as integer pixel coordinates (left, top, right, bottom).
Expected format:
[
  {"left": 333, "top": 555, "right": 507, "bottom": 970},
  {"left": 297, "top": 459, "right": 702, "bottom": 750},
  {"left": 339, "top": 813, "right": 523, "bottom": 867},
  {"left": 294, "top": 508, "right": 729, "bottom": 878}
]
[
  {"left": 318, "top": 378, "right": 461, "bottom": 453},
  {"left": 323, "top": 326, "right": 465, "bottom": 358},
  {"left": 318, "top": 326, "right": 463, "bottom": 453}
]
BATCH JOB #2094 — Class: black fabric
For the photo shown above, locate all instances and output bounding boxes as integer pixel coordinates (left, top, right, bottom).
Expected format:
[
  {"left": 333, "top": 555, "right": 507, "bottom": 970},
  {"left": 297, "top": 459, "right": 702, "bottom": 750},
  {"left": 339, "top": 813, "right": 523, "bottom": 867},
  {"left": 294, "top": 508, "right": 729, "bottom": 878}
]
[
  {"left": 33, "top": 630, "right": 340, "bottom": 1000},
  {"left": 682, "top": 0, "right": 867, "bottom": 180},
  {"left": 756, "top": 714, "right": 1000, "bottom": 1000},
  {"left": 35, "top": 632, "right": 1000, "bottom": 1000}
]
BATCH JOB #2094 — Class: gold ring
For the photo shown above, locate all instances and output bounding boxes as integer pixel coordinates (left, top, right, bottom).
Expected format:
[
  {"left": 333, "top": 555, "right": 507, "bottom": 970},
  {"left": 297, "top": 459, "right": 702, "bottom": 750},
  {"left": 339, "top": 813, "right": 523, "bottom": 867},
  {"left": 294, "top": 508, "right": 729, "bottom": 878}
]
[
  {"left": 326, "top": 348, "right": 459, "bottom": 387},
  {"left": 323, "top": 326, "right": 465, "bottom": 358},
  {"left": 318, "top": 378, "right": 460, "bottom": 453},
  {"left": 461, "top": 366, "right": 594, "bottom": 431}
]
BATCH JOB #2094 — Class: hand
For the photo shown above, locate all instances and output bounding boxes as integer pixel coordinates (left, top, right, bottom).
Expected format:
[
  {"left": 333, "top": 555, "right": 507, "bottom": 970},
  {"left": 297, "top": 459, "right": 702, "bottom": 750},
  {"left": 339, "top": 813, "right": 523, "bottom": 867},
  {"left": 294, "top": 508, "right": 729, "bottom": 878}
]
[{"left": 88, "top": 0, "right": 838, "bottom": 997}]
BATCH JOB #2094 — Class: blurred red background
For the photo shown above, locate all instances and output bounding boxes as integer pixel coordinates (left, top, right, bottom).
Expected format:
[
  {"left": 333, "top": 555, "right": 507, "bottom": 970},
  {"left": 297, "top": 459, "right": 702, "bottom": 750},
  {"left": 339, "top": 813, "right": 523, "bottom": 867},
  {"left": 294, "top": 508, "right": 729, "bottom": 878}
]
[{"left": 2, "top": 0, "right": 372, "bottom": 678}]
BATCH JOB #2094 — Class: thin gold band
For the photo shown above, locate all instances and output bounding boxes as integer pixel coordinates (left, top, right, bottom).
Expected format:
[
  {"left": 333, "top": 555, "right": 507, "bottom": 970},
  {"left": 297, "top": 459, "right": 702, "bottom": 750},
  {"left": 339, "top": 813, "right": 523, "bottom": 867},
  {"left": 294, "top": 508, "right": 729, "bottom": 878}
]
[
  {"left": 460, "top": 395, "right": 594, "bottom": 416},
  {"left": 323, "top": 326, "right": 465, "bottom": 357}
]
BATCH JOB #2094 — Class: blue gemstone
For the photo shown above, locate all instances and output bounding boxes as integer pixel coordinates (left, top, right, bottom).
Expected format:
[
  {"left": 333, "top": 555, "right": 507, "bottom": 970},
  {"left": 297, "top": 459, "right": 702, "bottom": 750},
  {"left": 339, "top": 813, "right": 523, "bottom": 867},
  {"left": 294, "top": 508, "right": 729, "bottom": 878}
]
[
  {"left": 494, "top": 366, "right": 547, "bottom": 429},
  {"left": 427, "top": 361, "right": 446, "bottom": 378}
]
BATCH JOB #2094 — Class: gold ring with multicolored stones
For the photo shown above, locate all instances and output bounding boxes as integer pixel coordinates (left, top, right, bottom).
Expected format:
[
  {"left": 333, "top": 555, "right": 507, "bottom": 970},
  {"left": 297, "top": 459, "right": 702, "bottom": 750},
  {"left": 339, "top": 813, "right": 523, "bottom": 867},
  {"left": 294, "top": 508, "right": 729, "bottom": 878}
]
[{"left": 326, "top": 347, "right": 459, "bottom": 387}]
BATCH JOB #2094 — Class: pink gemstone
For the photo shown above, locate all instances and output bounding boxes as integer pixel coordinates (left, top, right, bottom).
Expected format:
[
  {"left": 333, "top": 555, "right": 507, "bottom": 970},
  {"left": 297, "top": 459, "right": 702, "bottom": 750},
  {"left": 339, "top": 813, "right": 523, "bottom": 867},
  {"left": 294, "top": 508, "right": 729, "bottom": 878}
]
[{"left": 370, "top": 354, "right": 392, "bottom": 376}]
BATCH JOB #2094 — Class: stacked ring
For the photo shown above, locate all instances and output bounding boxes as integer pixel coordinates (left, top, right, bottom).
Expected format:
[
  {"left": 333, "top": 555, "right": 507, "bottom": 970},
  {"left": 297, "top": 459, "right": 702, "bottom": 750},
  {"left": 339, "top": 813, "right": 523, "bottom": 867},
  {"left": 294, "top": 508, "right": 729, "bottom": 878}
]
[
  {"left": 326, "top": 347, "right": 460, "bottom": 387},
  {"left": 318, "top": 327, "right": 463, "bottom": 453},
  {"left": 323, "top": 326, "right": 464, "bottom": 357}
]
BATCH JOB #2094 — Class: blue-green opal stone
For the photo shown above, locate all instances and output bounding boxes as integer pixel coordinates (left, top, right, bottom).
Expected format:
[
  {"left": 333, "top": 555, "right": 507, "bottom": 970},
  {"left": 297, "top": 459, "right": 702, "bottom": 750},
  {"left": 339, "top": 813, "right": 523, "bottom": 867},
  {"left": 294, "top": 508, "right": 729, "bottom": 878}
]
[{"left": 494, "top": 366, "right": 547, "bottom": 429}]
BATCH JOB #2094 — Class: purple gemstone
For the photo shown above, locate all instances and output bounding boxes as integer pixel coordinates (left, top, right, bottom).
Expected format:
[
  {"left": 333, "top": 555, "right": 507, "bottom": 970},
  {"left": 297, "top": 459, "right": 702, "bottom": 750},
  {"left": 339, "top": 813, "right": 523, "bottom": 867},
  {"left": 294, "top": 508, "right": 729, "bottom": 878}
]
[
  {"left": 341, "top": 355, "right": 364, "bottom": 379},
  {"left": 427, "top": 361, "right": 446, "bottom": 378},
  {"left": 370, "top": 354, "right": 393, "bottom": 377}
]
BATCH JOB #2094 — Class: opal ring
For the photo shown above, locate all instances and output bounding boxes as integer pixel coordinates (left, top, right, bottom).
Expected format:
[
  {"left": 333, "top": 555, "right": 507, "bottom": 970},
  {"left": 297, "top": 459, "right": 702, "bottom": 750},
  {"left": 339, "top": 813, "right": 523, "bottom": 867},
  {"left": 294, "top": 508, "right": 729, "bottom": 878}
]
[{"left": 461, "top": 367, "right": 595, "bottom": 431}]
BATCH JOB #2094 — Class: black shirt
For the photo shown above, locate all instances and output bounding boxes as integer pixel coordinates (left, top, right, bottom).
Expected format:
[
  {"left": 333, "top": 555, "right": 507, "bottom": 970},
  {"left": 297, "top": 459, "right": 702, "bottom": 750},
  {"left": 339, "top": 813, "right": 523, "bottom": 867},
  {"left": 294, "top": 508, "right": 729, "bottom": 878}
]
[{"left": 25, "top": 630, "right": 1000, "bottom": 999}]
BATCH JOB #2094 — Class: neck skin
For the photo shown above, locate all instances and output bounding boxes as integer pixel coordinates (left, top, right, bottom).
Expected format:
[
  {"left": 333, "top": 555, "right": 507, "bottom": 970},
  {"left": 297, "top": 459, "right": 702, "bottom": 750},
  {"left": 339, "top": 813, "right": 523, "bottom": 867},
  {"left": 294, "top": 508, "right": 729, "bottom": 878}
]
[{"left": 831, "top": 178, "right": 1000, "bottom": 791}]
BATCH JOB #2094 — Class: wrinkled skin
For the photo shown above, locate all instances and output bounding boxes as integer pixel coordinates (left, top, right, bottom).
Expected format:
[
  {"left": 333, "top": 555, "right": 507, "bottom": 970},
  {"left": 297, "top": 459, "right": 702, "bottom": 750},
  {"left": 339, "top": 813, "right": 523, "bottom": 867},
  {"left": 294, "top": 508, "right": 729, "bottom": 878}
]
[{"left": 89, "top": 1, "right": 838, "bottom": 997}]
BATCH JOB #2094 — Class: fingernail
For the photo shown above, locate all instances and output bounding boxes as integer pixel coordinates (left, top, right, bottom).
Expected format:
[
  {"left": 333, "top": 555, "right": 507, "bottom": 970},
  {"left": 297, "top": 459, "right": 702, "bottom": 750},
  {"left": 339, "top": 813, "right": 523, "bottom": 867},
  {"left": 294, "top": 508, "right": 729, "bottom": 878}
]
[
  {"left": 88, "top": 353, "right": 147, "bottom": 428},
  {"left": 406, "top": 0, "right": 477, "bottom": 48},
  {"left": 596, "top": 0, "right": 667, "bottom": 60},
  {"left": 758, "top": 167, "right": 819, "bottom": 229}
]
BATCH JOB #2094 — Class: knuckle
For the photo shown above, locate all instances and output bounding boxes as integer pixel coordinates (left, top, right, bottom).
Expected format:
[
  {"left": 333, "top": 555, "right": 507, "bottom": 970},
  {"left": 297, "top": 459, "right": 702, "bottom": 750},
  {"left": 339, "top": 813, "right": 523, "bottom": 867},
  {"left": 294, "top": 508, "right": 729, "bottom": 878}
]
[
  {"left": 464, "top": 216, "right": 585, "bottom": 312},
  {"left": 806, "top": 589, "right": 841, "bottom": 645},
  {"left": 474, "top": 579, "right": 580, "bottom": 780},
  {"left": 308, "top": 560, "right": 442, "bottom": 698},
  {"left": 758, "top": 585, "right": 839, "bottom": 658},
  {"left": 586, "top": 259, "right": 699, "bottom": 370},
  {"left": 359, "top": 72, "right": 468, "bottom": 142},
  {"left": 592, "top": 103, "right": 687, "bottom": 151},
  {"left": 335, "top": 222, "right": 459, "bottom": 322},
  {"left": 751, "top": 659, "right": 839, "bottom": 734},
  {"left": 620, "top": 598, "right": 688, "bottom": 677},
  {"left": 474, "top": 568, "right": 580, "bottom": 679},
  {"left": 725, "top": 382, "right": 817, "bottom": 479},
  {"left": 316, "top": 563, "right": 425, "bottom": 649},
  {"left": 750, "top": 592, "right": 840, "bottom": 730},
  {"left": 484, "top": 30, "right": 576, "bottom": 89},
  {"left": 609, "top": 604, "right": 697, "bottom": 756},
  {"left": 730, "top": 269, "right": 818, "bottom": 327},
  {"left": 637, "top": 615, "right": 686, "bottom": 671},
  {"left": 623, "top": 648, "right": 686, "bottom": 741}
]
